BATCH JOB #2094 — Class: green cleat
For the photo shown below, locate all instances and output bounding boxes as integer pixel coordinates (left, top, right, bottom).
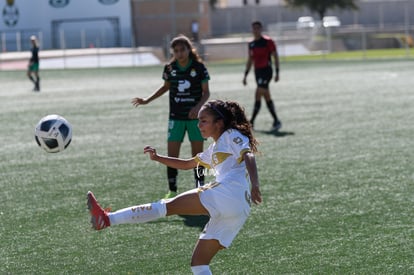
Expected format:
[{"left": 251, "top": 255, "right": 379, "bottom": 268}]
[{"left": 164, "top": 191, "right": 177, "bottom": 199}]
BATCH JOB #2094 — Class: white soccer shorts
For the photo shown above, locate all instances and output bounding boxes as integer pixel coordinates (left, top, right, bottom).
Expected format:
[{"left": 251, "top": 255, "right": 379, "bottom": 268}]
[{"left": 198, "top": 181, "right": 251, "bottom": 248}]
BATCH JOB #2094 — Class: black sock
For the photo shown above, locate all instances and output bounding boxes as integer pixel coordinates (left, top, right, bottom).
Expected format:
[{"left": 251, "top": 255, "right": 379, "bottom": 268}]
[
  {"left": 266, "top": 100, "right": 279, "bottom": 122},
  {"left": 167, "top": 167, "right": 178, "bottom": 192},
  {"left": 251, "top": 100, "right": 261, "bottom": 124},
  {"left": 35, "top": 77, "right": 40, "bottom": 90}
]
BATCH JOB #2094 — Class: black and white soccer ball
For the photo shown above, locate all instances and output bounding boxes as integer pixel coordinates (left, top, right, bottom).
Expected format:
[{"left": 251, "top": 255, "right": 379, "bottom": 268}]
[{"left": 34, "top": 114, "right": 72, "bottom": 153}]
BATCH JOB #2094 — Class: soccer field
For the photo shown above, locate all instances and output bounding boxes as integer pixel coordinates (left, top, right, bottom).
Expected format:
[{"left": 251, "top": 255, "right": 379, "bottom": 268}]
[{"left": 1, "top": 59, "right": 413, "bottom": 274}]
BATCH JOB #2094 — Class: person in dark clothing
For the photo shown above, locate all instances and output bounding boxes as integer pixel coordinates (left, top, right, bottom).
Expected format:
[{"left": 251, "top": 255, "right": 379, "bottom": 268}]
[
  {"left": 243, "top": 21, "right": 282, "bottom": 131},
  {"left": 132, "top": 35, "right": 210, "bottom": 198},
  {"left": 27, "top": 35, "right": 40, "bottom": 92}
]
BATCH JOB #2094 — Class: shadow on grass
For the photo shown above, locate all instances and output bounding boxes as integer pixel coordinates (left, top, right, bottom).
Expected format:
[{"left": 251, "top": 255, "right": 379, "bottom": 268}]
[
  {"left": 255, "top": 129, "right": 295, "bottom": 137},
  {"left": 145, "top": 215, "right": 209, "bottom": 231},
  {"left": 179, "top": 215, "right": 209, "bottom": 231}
]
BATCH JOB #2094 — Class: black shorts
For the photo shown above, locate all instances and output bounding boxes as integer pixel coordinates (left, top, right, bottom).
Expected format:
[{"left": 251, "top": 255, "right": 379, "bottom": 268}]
[{"left": 254, "top": 66, "right": 273, "bottom": 89}]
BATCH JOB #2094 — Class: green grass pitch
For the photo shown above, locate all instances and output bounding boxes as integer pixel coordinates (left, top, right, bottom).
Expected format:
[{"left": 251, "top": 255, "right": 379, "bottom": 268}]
[{"left": 1, "top": 59, "right": 413, "bottom": 274}]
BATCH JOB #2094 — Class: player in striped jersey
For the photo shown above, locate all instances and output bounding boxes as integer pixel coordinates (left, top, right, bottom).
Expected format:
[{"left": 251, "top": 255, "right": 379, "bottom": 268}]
[{"left": 132, "top": 35, "right": 210, "bottom": 198}]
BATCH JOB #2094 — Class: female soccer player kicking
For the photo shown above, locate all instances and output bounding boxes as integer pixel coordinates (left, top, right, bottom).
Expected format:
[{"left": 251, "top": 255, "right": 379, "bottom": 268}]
[{"left": 87, "top": 99, "right": 262, "bottom": 275}]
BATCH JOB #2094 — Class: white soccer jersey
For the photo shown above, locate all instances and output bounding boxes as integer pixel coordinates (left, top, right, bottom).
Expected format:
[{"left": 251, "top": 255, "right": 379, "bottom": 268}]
[
  {"left": 195, "top": 128, "right": 253, "bottom": 248},
  {"left": 195, "top": 128, "right": 251, "bottom": 186}
]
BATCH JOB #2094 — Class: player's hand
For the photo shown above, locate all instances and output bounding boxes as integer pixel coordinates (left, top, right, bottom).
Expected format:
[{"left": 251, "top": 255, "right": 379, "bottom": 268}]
[
  {"left": 144, "top": 145, "right": 158, "bottom": 161},
  {"left": 242, "top": 78, "right": 247, "bottom": 86},
  {"left": 274, "top": 74, "right": 279, "bottom": 82},
  {"left": 251, "top": 185, "right": 262, "bottom": 205},
  {"left": 131, "top": 97, "right": 147, "bottom": 107},
  {"left": 188, "top": 107, "right": 199, "bottom": 119}
]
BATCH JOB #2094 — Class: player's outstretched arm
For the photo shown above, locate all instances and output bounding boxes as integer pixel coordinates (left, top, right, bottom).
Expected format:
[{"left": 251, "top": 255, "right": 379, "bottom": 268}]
[
  {"left": 131, "top": 82, "right": 170, "bottom": 107},
  {"left": 244, "top": 152, "right": 262, "bottom": 205},
  {"left": 272, "top": 49, "right": 280, "bottom": 83},
  {"left": 131, "top": 97, "right": 146, "bottom": 106},
  {"left": 144, "top": 145, "right": 197, "bottom": 170}
]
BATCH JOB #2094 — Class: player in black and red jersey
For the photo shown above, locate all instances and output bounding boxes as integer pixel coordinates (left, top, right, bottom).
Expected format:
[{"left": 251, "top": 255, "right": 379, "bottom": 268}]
[
  {"left": 243, "top": 21, "right": 282, "bottom": 131},
  {"left": 132, "top": 35, "right": 210, "bottom": 198}
]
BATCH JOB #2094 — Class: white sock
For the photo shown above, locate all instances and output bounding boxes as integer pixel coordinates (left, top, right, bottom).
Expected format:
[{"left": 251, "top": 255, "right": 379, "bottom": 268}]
[
  {"left": 191, "top": 265, "right": 212, "bottom": 275},
  {"left": 108, "top": 200, "right": 167, "bottom": 226}
]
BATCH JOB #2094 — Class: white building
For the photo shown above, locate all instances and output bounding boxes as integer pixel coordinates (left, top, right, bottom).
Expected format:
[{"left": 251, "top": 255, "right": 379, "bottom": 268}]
[{"left": 1, "top": 0, "right": 132, "bottom": 51}]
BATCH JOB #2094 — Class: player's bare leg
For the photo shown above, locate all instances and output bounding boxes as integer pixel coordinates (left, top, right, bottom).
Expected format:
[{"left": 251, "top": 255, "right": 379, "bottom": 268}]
[
  {"left": 190, "top": 140, "right": 203, "bottom": 159},
  {"left": 168, "top": 141, "right": 181, "bottom": 158},
  {"left": 191, "top": 239, "right": 223, "bottom": 274},
  {"left": 165, "top": 189, "right": 209, "bottom": 216},
  {"left": 259, "top": 87, "right": 271, "bottom": 101}
]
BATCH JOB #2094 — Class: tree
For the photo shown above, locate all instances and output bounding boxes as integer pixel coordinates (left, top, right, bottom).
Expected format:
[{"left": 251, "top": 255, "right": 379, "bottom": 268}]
[{"left": 284, "top": 0, "right": 358, "bottom": 20}]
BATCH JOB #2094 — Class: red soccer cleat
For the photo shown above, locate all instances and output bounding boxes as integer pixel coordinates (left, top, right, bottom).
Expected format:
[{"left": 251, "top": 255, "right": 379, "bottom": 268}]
[{"left": 87, "top": 191, "right": 110, "bottom": 230}]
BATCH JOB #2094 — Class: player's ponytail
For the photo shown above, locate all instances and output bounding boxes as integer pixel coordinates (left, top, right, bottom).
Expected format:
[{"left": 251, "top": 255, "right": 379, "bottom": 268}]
[
  {"left": 204, "top": 100, "right": 258, "bottom": 153},
  {"left": 227, "top": 101, "right": 258, "bottom": 153}
]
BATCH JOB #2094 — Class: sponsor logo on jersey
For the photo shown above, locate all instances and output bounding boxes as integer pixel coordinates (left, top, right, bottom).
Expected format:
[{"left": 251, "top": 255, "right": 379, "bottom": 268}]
[
  {"left": 196, "top": 163, "right": 217, "bottom": 177},
  {"left": 232, "top": 136, "right": 243, "bottom": 145},
  {"left": 174, "top": 97, "right": 195, "bottom": 103},
  {"left": 177, "top": 80, "right": 190, "bottom": 92}
]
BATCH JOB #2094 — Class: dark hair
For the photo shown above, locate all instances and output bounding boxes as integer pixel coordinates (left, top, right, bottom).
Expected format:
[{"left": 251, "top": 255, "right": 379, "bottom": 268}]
[
  {"left": 204, "top": 100, "right": 258, "bottom": 153},
  {"left": 251, "top": 21, "right": 263, "bottom": 28},
  {"left": 169, "top": 35, "right": 203, "bottom": 63}
]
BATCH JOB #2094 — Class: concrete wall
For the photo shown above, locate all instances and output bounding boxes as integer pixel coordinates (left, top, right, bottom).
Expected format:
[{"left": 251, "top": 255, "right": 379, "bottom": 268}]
[{"left": 131, "top": 0, "right": 211, "bottom": 47}]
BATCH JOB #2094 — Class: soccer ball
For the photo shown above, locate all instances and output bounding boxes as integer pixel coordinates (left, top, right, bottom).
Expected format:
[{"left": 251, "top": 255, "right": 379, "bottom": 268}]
[{"left": 34, "top": 114, "right": 72, "bottom": 153}]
